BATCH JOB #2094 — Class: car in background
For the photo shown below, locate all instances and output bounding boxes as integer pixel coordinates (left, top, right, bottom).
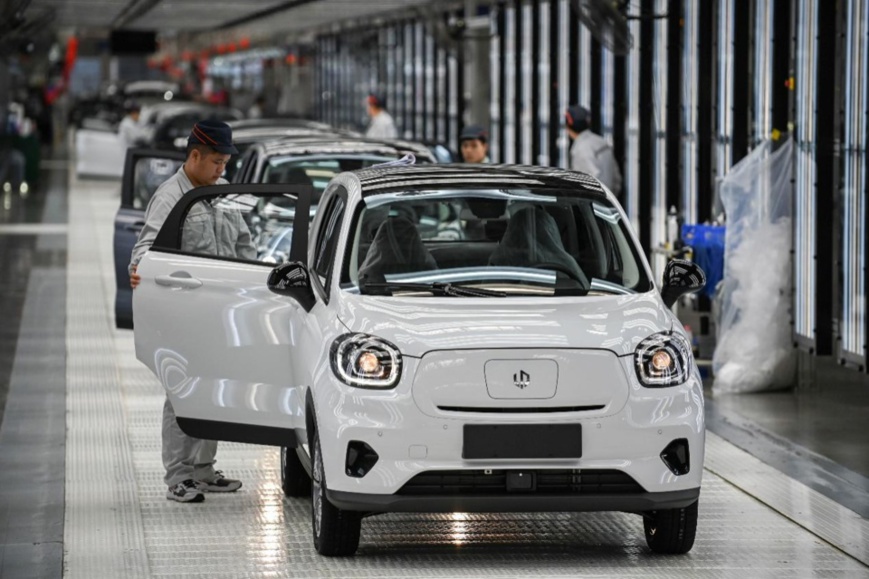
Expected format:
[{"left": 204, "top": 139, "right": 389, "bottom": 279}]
[
  {"left": 233, "top": 138, "right": 435, "bottom": 265},
  {"left": 223, "top": 121, "right": 355, "bottom": 182},
  {"left": 141, "top": 102, "right": 245, "bottom": 150},
  {"left": 228, "top": 117, "right": 350, "bottom": 133},
  {"left": 132, "top": 162, "right": 706, "bottom": 556},
  {"left": 123, "top": 80, "right": 186, "bottom": 105},
  {"left": 420, "top": 140, "right": 460, "bottom": 163},
  {"left": 74, "top": 100, "right": 238, "bottom": 179},
  {"left": 113, "top": 148, "right": 186, "bottom": 328},
  {"left": 74, "top": 116, "right": 128, "bottom": 178},
  {"left": 112, "top": 136, "right": 429, "bottom": 328},
  {"left": 234, "top": 137, "right": 436, "bottom": 191}
]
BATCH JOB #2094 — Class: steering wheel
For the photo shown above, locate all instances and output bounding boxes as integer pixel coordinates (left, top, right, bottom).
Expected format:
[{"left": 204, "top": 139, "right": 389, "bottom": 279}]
[{"left": 532, "top": 262, "right": 588, "bottom": 285}]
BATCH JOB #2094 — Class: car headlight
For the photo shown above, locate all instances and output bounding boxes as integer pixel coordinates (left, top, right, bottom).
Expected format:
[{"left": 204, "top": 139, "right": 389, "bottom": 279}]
[
  {"left": 634, "top": 332, "right": 692, "bottom": 387},
  {"left": 330, "top": 333, "right": 402, "bottom": 389}
]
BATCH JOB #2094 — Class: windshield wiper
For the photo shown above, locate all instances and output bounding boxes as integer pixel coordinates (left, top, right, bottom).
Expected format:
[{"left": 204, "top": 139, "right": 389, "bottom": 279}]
[{"left": 361, "top": 281, "right": 507, "bottom": 297}]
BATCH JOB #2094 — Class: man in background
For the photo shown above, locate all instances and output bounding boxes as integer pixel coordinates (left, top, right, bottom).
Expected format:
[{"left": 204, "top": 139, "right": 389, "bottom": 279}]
[
  {"left": 118, "top": 100, "right": 150, "bottom": 149},
  {"left": 565, "top": 105, "right": 622, "bottom": 198},
  {"left": 365, "top": 93, "right": 397, "bottom": 139},
  {"left": 459, "top": 124, "right": 490, "bottom": 163}
]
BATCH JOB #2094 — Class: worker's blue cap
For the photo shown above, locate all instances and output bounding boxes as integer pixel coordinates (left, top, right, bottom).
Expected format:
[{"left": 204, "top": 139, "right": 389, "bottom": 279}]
[
  {"left": 187, "top": 119, "right": 238, "bottom": 155},
  {"left": 459, "top": 124, "right": 488, "bottom": 143},
  {"left": 564, "top": 105, "right": 590, "bottom": 132}
]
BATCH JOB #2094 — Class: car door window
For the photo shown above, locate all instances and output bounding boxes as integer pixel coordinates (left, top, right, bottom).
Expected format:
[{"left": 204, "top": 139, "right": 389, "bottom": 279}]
[
  {"left": 178, "top": 192, "right": 301, "bottom": 265},
  {"left": 128, "top": 156, "right": 184, "bottom": 210}
]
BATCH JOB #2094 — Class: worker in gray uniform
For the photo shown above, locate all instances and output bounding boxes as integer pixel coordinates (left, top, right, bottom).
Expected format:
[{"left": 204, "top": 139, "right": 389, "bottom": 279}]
[
  {"left": 365, "top": 93, "right": 398, "bottom": 139},
  {"left": 129, "top": 119, "right": 254, "bottom": 503},
  {"left": 565, "top": 105, "right": 622, "bottom": 198},
  {"left": 459, "top": 124, "right": 490, "bottom": 163}
]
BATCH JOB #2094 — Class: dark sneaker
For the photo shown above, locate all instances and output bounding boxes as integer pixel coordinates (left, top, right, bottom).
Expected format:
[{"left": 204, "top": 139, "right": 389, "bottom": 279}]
[
  {"left": 167, "top": 479, "right": 205, "bottom": 503},
  {"left": 196, "top": 470, "right": 242, "bottom": 493}
]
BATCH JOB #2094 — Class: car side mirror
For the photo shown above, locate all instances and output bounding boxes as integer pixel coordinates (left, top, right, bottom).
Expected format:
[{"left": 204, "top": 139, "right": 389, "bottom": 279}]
[
  {"left": 661, "top": 259, "right": 706, "bottom": 309},
  {"left": 267, "top": 261, "right": 316, "bottom": 312}
]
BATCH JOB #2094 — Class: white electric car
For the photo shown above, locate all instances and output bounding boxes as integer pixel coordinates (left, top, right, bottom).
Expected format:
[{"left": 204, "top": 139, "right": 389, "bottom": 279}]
[{"left": 134, "top": 164, "right": 706, "bottom": 557}]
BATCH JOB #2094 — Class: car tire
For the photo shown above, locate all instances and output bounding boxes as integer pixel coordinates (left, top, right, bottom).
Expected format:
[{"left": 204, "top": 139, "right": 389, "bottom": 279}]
[
  {"left": 280, "top": 446, "right": 311, "bottom": 497},
  {"left": 311, "top": 429, "right": 361, "bottom": 556},
  {"left": 643, "top": 500, "right": 698, "bottom": 554}
]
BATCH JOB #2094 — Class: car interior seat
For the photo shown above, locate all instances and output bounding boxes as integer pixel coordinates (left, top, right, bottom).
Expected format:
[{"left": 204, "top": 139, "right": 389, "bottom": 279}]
[
  {"left": 489, "top": 206, "right": 588, "bottom": 286},
  {"left": 357, "top": 216, "right": 438, "bottom": 288},
  {"left": 282, "top": 167, "right": 314, "bottom": 187}
]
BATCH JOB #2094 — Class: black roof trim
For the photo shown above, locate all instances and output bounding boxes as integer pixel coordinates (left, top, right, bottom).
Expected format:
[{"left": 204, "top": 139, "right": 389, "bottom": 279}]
[{"left": 355, "top": 164, "right": 606, "bottom": 196}]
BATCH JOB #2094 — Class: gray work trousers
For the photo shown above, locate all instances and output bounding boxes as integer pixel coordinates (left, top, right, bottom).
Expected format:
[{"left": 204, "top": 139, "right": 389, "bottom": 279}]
[{"left": 162, "top": 397, "right": 218, "bottom": 487}]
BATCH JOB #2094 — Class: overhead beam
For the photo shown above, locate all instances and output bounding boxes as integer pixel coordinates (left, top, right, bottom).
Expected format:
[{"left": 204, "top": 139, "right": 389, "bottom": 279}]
[{"left": 216, "top": 0, "right": 319, "bottom": 30}]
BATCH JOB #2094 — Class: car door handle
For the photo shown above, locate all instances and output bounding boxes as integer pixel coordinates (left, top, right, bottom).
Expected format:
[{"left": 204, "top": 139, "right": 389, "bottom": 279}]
[
  {"left": 124, "top": 221, "right": 145, "bottom": 232},
  {"left": 155, "top": 272, "right": 202, "bottom": 289}
]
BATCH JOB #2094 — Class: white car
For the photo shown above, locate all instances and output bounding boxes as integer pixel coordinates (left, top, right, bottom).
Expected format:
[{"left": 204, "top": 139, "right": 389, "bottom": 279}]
[{"left": 134, "top": 164, "right": 706, "bottom": 557}]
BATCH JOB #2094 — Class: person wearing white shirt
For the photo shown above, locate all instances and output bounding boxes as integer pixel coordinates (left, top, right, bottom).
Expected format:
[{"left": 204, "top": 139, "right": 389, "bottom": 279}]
[
  {"left": 565, "top": 105, "right": 622, "bottom": 198},
  {"left": 118, "top": 101, "right": 151, "bottom": 149},
  {"left": 248, "top": 94, "right": 265, "bottom": 119},
  {"left": 365, "top": 93, "right": 397, "bottom": 139}
]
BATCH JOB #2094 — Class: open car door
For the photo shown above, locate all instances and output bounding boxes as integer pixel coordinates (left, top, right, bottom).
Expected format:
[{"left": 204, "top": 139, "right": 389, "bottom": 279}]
[
  {"left": 114, "top": 148, "right": 186, "bottom": 329},
  {"left": 133, "top": 183, "right": 314, "bottom": 446}
]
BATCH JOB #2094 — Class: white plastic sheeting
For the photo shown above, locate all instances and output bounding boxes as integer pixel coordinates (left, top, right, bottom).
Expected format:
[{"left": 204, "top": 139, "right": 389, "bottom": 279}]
[{"left": 713, "top": 138, "right": 795, "bottom": 394}]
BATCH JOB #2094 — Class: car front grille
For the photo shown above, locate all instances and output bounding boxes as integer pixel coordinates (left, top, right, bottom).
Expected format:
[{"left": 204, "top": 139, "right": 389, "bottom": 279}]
[{"left": 396, "top": 469, "right": 644, "bottom": 495}]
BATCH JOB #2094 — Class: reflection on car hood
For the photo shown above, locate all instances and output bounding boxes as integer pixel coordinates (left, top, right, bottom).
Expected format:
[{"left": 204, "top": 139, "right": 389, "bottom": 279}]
[{"left": 337, "top": 292, "right": 674, "bottom": 358}]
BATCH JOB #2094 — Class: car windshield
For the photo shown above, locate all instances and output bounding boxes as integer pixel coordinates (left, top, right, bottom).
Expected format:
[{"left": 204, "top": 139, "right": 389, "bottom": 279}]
[
  {"left": 341, "top": 189, "right": 651, "bottom": 297},
  {"left": 263, "top": 156, "right": 395, "bottom": 204}
]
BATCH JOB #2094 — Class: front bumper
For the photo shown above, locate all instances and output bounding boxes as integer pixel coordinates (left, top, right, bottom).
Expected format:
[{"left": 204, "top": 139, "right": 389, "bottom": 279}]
[
  {"left": 313, "top": 356, "right": 705, "bottom": 504},
  {"left": 327, "top": 487, "right": 701, "bottom": 513}
]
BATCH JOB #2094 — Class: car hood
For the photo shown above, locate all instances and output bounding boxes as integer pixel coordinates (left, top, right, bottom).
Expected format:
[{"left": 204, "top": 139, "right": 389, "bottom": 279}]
[{"left": 337, "top": 292, "right": 675, "bottom": 358}]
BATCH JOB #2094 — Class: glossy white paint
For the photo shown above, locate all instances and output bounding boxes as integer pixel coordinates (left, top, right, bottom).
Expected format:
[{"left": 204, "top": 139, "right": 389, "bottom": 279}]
[
  {"left": 74, "top": 128, "right": 125, "bottom": 178},
  {"left": 134, "top": 253, "right": 302, "bottom": 428},
  {"left": 135, "top": 168, "right": 704, "bottom": 515}
]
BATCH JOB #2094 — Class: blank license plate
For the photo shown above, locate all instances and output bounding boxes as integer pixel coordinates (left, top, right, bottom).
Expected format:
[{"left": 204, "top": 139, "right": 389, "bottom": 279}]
[{"left": 462, "top": 424, "right": 582, "bottom": 459}]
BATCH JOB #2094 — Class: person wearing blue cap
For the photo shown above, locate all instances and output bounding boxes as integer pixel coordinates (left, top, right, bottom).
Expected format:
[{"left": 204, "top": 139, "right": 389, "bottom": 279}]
[
  {"left": 565, "top": 105, "right": 622, "bottom": 197},
  {"left": 128, "top": 119, "right": 254, "bottom": 503},
  {"left": 459, "top": 124, "right": 490, "bottom": 163},
  {"left": 365, "top": 93, "right": 397, "bottom": 139}
]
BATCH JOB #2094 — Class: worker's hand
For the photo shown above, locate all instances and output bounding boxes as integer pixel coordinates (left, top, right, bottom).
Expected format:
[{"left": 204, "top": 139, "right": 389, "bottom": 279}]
[{"left": 130, "top": 265, "right": 141, "bottom": 289}]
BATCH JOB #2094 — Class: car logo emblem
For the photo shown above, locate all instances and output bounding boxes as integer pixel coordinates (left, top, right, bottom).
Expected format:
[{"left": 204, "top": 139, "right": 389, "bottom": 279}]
[{"left": 513, "top": 370, "right": 530, "bottom": 389}]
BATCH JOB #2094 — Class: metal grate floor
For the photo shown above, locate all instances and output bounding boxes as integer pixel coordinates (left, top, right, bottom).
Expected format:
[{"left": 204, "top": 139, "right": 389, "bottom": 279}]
[{"left": 63, "top": 172, "right": 869, "bottom": 578}]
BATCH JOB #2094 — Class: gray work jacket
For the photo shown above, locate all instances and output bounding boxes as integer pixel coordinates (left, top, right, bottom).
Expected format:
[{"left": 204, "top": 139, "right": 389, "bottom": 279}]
[
  {"left": 129, "top": 165, "right": 255, "bottom": 274},
  {"left": 569, "top": 130, "right": 623, "bottom": 197},
  {"left": 365, "top": 111, "right": 398, "bottom": 139}
]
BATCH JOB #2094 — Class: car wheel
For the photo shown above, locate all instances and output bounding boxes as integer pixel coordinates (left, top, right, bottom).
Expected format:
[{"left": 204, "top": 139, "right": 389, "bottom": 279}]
[
  {"left": 311, "top": 429, "right": 361, "bottom": 556},
  {"left": 280, "top": 446, "right": 311, "bottom": 497},
  {"left": 643, "top": 500, "right": 698, "bottom": 554}
]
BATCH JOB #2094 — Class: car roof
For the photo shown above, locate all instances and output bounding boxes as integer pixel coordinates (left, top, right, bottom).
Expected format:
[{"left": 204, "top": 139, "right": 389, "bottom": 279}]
[
  {"left": 230, "top": 126, "right": 346, "bottom": 144},
  {"left": 124, "top": 80, "right": 181, "bottom": 94},
  {"left": 256, "top": 137, "right": 425, "bottom": 159},
  {"left": 352, "top": 163, "right": 607, "bottom": 197},
  {"left": 227, "top": 118, "right": 343, "bottom": 132},
  {"left": 141, "top": 102, "right": 242, "bottom": 122}
]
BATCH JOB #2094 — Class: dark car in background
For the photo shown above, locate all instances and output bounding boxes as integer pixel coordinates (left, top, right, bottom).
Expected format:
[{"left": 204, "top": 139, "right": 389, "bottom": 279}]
[
  {"left": 112, "top": 136, "right": 432, "bottom": 328},
  {"left": 223, "top": 121, "right": 355, "bottom": 182},
  {"left": 234, "top": 137, "right": 435, "bottom": 189},
  {"left": 232, "top": 137, "right": 435, "bottom": 265},
  {"left": 141, "top": 102, "right": 245, "bottom": 150},
  {"left": 113, "top": 148, "right": 186, "bottom": 328}
]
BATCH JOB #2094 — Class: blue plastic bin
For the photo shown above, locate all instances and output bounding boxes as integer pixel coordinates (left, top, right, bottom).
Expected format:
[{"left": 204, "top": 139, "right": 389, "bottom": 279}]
[{"left": 681, "top": 224, "right": 725, "bottom": 299}]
